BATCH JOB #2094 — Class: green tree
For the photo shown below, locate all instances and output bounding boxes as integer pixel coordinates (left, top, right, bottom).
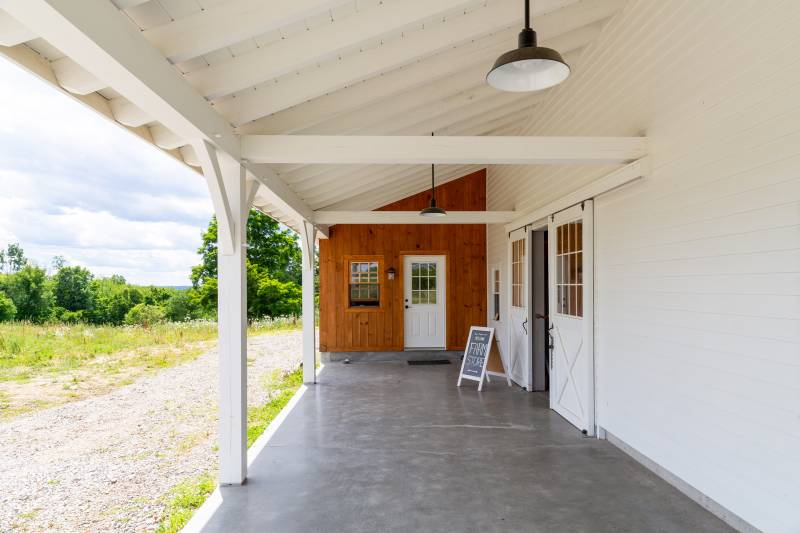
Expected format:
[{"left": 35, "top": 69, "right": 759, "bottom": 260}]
[
  {"left": 0, "top": 291, "right": 16, "bottom": 321},
  {"left": 249, "top": 264, "right": 301, "bottom": 317},
  {"left": 4, "top": 243, "right": 27, "bottom": 274},
  {"left": 163, "top": 290, "right": 199, "bottom": 322},
  {"left": 192, "top": 211, "right": 303, "bottom": 318},
  {"left": 88, "top": 277, "right": 143, "bottom": 325},
  {"left": 52, "top": 266, "right": 94, "bottom": 312},
  {"left": 5, "top": 265, "right": 53, "bottom": 322},
  {"left": 124, "top": 303, "right": 166, "bottom": 327},
  {"left": 51, "top": 255, "right": 66, "bottom": 271}
]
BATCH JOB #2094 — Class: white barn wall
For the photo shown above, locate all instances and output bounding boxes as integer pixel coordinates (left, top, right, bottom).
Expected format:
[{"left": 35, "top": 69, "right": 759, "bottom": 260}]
[{"left": 486, "top": 1, "right": 800, "bottom": 531}]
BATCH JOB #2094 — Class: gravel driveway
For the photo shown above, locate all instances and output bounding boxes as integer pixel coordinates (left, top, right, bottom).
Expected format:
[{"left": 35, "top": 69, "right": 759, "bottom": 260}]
[{"left": 0, "top": 330, "right": 302, "bottom": 532}]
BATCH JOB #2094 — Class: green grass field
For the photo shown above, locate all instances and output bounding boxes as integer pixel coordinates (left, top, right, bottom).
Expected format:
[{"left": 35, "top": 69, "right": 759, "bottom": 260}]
[{"left": 0, "top": 318, "right": 301, "bottom": 418}]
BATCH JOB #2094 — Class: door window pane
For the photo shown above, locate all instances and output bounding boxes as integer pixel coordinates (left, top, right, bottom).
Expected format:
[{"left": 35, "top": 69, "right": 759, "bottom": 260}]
[
  {"left": 511, "top": 238, "right": 525, "bottom": 308},
  {"left": 555, "top": 222, "right": 583, "bottom": 317},
  {"left": 410, "top": 261, "right": 437, "bottom": 305}
]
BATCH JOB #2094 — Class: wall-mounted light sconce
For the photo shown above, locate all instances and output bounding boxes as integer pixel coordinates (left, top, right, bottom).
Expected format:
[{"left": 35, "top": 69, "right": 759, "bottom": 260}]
[{"left": 386, "top": 267, "right": 396, "bottom": 280}]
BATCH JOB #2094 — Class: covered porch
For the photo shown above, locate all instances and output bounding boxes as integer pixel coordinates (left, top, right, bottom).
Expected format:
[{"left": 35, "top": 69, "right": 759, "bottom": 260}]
[{"left": 194, "top": 360, "right": 730, "bottom": 532}]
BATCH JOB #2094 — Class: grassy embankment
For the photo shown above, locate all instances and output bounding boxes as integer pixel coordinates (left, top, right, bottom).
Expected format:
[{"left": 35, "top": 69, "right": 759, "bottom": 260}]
[
  {"left": 0, "top": 318, "right": 300, "bottom": 418},
  {"left": 155, "top": 366, "right": 304, "bottom": 533}
]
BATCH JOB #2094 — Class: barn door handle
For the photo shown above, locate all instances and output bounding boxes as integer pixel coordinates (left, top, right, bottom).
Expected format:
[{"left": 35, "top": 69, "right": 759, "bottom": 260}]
[
  {"left": 522, "top": 317, "right": 528, "bottom": 335},
  {"left": 547, "top": 325, "right": 555, "bottom": 369}
]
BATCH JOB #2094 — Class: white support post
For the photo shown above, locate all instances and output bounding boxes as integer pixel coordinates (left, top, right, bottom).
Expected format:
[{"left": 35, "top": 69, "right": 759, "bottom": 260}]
[
  {"left": 215, "top": 155, "right": 248, "bottom": 485},
  {"left": 300, "top": 220, "right": 316, "bottom": 384}
]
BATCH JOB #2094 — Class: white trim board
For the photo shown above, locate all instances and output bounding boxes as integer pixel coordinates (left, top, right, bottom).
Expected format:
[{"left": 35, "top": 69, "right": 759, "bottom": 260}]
[
  {"left": 241, "top": 135, "right": 648, "bottom": 165},
  {"left": 314, "top": 211, "right": 516, "bottom": 225},
  {"left": 504, "top": 157, "right": 650, "bottom": 233},
  {"left": 604, "top": 430, "right": 759, "bottom": 533}
]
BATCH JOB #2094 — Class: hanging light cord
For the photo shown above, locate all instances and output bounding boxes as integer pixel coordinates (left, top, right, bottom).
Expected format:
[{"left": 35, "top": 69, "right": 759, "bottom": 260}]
[
  {"left": 430, "top": 132, "right": 436, "bottom": 204},
  {"left": 524, "top": 0, "right": 530, "bottom": 29}
]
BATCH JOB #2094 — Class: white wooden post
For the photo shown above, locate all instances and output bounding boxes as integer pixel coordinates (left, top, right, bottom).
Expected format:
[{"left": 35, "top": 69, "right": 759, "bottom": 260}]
[
  {"left": 197, "top": 143, "right": 248, "bottom": 486},
  {"left": 300, "top": 220, "right": 316, "bottom": 384},
  {"left": 218, "top": 156, "right": 247, "bottom": 484}
]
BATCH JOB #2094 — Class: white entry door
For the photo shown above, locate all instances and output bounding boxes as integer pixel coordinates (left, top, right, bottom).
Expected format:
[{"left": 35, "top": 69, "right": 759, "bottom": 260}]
[
  {"left": 548, "top": 202, "right": 595, "bottom": 435},
  {"left": 507, "top": 228, "right": 531, "bottom": 389},
  {"left": 403, "top": 255, "right": 446, "bottom": 349}
]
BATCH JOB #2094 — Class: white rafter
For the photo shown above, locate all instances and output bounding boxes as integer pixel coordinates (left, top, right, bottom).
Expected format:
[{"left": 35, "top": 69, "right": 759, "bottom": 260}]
[
  {"left": 185, "top": 0, "right": 482, "bottom": 99},
  {"left": 214, "top": 0, "right": 583, "bottom": 124},
  {"left": 142, "top": 0, "right": 353, "bottom": 64},
  {"left": 234, "top": 0, "right": 621, "bottom": 129}
]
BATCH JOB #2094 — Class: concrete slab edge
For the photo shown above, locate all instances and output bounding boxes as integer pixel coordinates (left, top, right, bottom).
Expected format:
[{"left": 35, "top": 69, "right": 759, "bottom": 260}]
[
  {"left": 181, "top": 365, "right": 326, "bottom": 533},
  {"left": 604, "top": 430, "right": 760, "bottom": 533}
]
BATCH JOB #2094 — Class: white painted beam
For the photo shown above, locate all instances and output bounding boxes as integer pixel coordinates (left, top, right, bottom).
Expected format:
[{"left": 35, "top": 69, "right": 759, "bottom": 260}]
[
  {"left": 0, "top": 9, "right": 35, "bottom": 45},
  {"left": 314, "top": 211, "right": 516, "bottom": 225},
  {"left": 299, "top": 220, "right": 316, "bottom": 384},
  {"left": 142, "top": 0, "right": 352, "bottom": 63},
  {"left": 504, "top": 157, "right": 652, "bottom": 232},
  {"left": 186, "top": 0, "right": 480, "bottom": 99},
  {"left": 242, "top": 136, "right": 648, "bottom": 165},
  {"left": 151, "top": 123, "right": 187, "bottom": 150}
]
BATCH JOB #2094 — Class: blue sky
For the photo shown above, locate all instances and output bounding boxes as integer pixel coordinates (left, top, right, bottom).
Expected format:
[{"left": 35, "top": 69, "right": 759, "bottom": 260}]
[{"left": 0, "top": 57, "right": 213, "bottom": 286}]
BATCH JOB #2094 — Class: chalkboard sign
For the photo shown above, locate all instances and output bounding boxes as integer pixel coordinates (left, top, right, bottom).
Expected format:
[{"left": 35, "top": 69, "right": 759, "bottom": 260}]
[{"left": 457, "top": 327, "right": 495, "bottom": 391}]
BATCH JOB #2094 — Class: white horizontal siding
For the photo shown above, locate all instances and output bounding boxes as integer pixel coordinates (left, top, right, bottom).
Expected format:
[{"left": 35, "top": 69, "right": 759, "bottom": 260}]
[{"left": 486, "top": 1, "right": 800, "bottom": 531}]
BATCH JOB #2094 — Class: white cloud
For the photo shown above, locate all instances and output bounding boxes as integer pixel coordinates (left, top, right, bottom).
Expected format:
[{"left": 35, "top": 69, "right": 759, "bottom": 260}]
[{"left": 0, "top": 57, "right": 214, "bottom": 285}]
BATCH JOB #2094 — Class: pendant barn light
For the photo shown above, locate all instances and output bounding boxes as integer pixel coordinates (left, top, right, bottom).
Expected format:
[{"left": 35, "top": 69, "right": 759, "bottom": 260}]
[
  {"left": 420, "top": 133, "right": 447, "bottom": 217},
  {"left": 486, "top": 0, "right": 570, "bottom": 92}
]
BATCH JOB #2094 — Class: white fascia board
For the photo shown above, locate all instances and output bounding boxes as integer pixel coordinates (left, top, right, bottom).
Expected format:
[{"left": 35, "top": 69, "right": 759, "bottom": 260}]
[{"left": 242, "top": 135, "right": 648, "bottom": 165}]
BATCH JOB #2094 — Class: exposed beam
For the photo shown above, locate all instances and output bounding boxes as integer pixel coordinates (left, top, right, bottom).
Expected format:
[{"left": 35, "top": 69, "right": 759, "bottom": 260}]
[
  {"left": 505, "top": 157, "right": 652, "bottom": 232},
  {"left": 186, "top": 0, "right": 479, "bottom": 99},
  {"left": 248, "top": 166, "right": 327, "bottom": 237},
  {"left": 143, "top": 0, "right": 352, "bottom": 64},
  {"left": 314, "top": 210, "right": 516, "bottom": 225},
  {"left": 215, "top": 0, "right": 580, "bottom": 124},
  {"left": 242, "top": 135, "right": 649, "bottom": 165}
]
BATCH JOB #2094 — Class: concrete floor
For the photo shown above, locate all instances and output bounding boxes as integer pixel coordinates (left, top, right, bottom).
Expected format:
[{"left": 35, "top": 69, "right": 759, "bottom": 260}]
[{"left": 201, "top": 360, "right": 732, "bottom": 533}]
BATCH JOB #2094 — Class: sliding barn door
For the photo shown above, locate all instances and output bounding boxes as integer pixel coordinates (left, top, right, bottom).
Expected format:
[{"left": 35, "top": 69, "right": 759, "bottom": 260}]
[{"left": 548, "top": 202, "right": 595, "bottom": 435}]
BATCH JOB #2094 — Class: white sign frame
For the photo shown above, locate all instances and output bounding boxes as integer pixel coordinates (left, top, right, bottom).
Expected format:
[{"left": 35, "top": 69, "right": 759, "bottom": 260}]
[{"left": 457, "top": 326, "right": 495, "bottom": 391}]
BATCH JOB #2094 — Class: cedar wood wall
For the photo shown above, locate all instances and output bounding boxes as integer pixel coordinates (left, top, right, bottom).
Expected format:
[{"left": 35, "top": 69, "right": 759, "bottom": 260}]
[{"left": 319, "top": 169, "right": 487, "bottom": 352}]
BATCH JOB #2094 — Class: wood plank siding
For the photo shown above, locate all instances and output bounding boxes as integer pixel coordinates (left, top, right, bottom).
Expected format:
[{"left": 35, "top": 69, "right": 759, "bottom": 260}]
[{"left": 319, "top": 169, "right": 487, "bottom": 352}]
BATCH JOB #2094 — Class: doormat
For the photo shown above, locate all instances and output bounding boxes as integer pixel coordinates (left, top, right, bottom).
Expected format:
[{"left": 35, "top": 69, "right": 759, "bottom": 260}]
[{"left": 407, "top": 359, "right": 451, "bottom": 365}]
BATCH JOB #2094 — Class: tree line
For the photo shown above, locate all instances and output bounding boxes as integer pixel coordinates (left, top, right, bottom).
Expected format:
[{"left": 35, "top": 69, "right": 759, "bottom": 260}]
[{"left": 0, "top": 211, "right": 304, "bottom": 326}]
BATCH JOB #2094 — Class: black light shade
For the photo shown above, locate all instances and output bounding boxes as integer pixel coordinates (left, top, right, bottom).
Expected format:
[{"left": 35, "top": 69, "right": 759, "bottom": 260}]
[
  {"left": 420, "top": 200, "right": 447, "bottom": 217},
  {"left": 486, "top": 5, "right": 570, "bottom": 92}
]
